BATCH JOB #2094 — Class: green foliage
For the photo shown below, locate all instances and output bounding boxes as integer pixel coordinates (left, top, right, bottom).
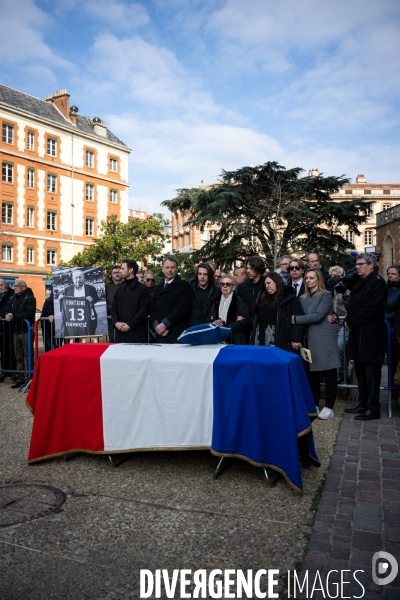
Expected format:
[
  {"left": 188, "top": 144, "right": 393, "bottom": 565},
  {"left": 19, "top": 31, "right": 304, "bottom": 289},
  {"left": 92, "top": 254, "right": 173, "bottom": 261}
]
[
  {"left": 163, "top": 161, "right": 371, "bottom": 271},
  {"left": 60, "top": 214, "right": 169, "bottom": 278}
]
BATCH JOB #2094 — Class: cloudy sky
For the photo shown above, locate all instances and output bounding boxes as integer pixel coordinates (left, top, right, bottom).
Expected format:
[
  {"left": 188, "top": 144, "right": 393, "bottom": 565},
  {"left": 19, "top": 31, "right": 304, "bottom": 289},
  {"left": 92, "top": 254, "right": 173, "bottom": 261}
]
[{"left": 1, "top": 0, "right": 399, "bottom": 214}]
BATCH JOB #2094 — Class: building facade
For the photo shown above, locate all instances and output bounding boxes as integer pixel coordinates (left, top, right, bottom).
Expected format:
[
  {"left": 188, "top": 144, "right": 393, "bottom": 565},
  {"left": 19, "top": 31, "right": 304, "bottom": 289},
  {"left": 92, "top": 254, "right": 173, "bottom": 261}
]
[
  {"left": 170, "top": 181, "right": 219, "bottom": 253},
  {"left": 329, "top": 174, "right": 400, "bottom": 253},
  {"left": 0, "top": 84, "right": 130, "bottom": 306},
  {"left": 376, "top": 205, "right": 400, "bottom": 276}
]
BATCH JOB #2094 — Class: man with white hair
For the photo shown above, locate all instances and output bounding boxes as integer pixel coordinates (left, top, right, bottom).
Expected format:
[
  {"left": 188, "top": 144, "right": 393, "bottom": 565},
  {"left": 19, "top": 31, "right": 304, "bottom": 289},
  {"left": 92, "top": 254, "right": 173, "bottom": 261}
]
[{"left": 5, "top": 280, "right": 36, "bottom": 388}]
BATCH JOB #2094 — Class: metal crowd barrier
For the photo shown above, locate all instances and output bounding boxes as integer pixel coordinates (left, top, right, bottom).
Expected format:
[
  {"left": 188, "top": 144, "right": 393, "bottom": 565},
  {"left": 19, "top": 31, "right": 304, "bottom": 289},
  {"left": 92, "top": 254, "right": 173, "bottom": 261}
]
[
  {"left": 331, "top": 319, "right": 394, "bottom": 417},
  {"left": 0, "top": 318, "right": 34, "bottom": 392},
  {"left": 2, "top": 317, "right": 397, "bottom": 410}
]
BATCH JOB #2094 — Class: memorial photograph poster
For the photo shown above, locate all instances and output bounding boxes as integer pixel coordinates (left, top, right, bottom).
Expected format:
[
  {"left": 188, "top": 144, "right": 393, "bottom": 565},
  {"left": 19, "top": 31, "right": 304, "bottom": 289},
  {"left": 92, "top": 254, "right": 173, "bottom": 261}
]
[{"left": 52, "top": 266, "right": 108, "bottom": 338}]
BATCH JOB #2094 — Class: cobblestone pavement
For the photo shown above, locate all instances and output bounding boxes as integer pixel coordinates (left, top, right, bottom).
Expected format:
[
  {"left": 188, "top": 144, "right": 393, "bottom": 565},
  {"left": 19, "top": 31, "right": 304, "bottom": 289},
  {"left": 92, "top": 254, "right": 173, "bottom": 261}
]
[{"left": 299, "top": 379, "right": 400, "bottom": 600}]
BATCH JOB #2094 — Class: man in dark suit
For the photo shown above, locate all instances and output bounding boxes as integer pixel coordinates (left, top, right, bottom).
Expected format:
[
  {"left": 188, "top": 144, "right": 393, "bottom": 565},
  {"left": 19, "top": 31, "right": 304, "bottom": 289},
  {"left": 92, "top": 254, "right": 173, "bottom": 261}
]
[
  {"left": 59, "top": 269, "right": 101, "bottom": 335},
  {"left": 344, "top": 253, "right": 388, "bottom": 420},
  {"left": 289, "top": 259, "right": 306, "bottom": 296},
  {"left": 150, "top": 257, "right": 191, "bottom": 343},
  {"left": 112, "top": 259, "right": 150, "bottom": 343}
]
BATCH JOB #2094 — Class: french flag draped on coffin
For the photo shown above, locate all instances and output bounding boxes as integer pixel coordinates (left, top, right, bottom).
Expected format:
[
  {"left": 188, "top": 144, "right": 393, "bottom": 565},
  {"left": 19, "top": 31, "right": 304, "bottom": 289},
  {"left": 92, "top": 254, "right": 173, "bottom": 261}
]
[{"left": 27, "top": 343, "right": 319, "bottom": 491}]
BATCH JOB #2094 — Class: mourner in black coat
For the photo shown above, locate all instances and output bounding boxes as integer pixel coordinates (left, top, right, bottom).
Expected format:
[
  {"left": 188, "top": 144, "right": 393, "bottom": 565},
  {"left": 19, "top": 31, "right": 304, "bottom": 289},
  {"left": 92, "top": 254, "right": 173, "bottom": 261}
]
[
  {"left": 344, "top": 257, "right": 388, "bottom": 420},
  {"left": 250, "top": 281, "right": 304, "bottom": 351},
  {"left": 189, "top": 262, "right": 222, "bottom": 327},
  {"left": 150, "top": 275, "right": 191, "bottom": 343},
  {"left": 0, "top": 280, "right": 16, "bottom": 378},
  {"left": 111, "top": 263, "right": 150, "bottom": 343}
]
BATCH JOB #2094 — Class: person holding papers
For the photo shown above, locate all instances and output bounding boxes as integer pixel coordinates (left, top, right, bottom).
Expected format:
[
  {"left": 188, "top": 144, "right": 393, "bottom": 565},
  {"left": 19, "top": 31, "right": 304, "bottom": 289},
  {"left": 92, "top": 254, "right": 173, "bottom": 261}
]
[{"left": 293, "top": 269, "right": 340, "bottom": 420}]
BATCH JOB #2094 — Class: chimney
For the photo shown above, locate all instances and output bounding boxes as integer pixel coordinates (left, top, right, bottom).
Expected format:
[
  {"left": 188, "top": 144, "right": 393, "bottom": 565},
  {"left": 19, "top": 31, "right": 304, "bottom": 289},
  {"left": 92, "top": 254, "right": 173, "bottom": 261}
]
[
  {"left": 69, "top": 105, "right": 79, "bottom": 125},
  {"left": 92, "top": 117, "right": 107, "bottom": 138},
  {"left": 356, "top": 174, "right": 367, "bottom": 183},
  {"left": 52, "top": 89, "right": 70, "bottom": 119}
]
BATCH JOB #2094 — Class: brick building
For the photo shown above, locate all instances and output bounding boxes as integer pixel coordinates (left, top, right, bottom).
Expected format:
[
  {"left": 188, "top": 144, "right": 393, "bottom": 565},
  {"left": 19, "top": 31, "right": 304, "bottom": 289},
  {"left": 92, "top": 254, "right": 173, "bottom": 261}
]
[
  {"left": 0, "top": 84, "right": 130, "bottom": 307},
  {"left": 170, "top": 181, "right": 219, "bottom": 253}
]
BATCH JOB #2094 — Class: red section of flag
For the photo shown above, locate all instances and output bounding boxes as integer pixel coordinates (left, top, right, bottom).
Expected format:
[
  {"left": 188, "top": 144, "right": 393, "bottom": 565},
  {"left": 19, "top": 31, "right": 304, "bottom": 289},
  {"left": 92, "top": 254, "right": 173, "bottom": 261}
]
[{"left": 27, "top": 344, "right": 111, "bottom": 462}]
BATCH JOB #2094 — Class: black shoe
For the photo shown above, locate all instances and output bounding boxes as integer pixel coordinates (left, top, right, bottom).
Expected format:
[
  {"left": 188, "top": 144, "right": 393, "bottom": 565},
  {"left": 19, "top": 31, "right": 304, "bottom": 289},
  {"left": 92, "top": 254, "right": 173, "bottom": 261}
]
[
  {"left": 354, "top": 409, "right": 380, "bottom": 421},
  {"left": 10, "top": 382, "right": 23, "bottom": 389},
  {"left": 345, "top": 404, "right": 366, "bottom": 414},
  {"left": 0, "top": 373, "right": 6, "bottom": 383}
]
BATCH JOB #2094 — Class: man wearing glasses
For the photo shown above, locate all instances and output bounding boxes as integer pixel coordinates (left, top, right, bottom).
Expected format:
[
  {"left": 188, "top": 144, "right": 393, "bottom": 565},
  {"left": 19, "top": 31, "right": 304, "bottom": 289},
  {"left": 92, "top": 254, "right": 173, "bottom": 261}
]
[
  {"left": 5, "top": 280, "right": 36, "bottom": 388},
  {"left": 143, "top": 271, "right": 156, "bottom": 295},
  {"left": 343, "top": 253, "right": 387, "bottom": 420},
  {"left": 288, "top": 259, "right": 306, "bottom": 296},
  {"left": 278, "top": 255, "right": 293, "bottom": 285}
]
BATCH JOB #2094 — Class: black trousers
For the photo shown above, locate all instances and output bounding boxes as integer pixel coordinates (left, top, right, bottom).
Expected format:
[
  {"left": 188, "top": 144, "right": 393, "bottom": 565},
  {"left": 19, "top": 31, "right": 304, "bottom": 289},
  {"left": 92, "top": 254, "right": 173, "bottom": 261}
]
[
  {"left": 308, "top": 368, "right": 338, "bottom": 410},
  {"left": 354, "top": 361, "right": 382, "bottom": 411}
]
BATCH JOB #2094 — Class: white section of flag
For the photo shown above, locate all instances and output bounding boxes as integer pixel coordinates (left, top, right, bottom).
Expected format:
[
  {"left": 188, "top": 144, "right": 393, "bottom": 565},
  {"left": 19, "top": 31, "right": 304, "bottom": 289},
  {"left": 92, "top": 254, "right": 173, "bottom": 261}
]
[{"left": 100, "top": 344, "right": 224, "bottom": 451}]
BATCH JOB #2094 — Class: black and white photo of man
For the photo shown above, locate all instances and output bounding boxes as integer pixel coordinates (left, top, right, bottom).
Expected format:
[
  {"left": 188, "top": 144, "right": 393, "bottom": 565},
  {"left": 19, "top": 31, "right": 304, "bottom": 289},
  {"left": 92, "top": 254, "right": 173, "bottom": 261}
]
[{"left": 53, "top": 267, "right": 107, "bottom": 337}]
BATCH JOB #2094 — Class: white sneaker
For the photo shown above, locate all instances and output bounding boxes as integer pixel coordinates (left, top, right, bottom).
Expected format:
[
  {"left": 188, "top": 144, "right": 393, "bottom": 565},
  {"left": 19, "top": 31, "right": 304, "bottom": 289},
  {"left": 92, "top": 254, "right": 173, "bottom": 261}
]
[{"left": 318, "top": 407, "right": 334, "bottom": 420}]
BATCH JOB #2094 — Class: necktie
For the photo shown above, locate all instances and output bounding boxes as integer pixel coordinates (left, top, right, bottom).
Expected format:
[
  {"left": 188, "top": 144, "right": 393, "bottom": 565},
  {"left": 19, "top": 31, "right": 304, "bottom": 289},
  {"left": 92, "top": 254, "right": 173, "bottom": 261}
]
[
  {"left": 164, "top": 282, "right": 168, "bottom": 289},
  {"left": 293, "top": 283, "right": 298, "bottom": 295}
]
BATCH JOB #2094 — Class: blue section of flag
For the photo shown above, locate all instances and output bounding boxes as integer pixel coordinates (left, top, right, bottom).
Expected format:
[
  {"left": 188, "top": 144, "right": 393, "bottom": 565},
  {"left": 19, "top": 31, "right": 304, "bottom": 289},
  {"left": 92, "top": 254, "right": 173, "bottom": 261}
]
[{"left": 211, "top": 346, "right": 319, "bottom": 491}]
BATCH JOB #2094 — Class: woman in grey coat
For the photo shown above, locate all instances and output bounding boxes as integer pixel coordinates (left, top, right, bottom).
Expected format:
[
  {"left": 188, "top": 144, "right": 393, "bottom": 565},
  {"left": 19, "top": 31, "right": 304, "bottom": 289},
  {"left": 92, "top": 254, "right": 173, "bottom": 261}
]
[{"left": 293, "top": 268, "right": 340, "bottom": 420}]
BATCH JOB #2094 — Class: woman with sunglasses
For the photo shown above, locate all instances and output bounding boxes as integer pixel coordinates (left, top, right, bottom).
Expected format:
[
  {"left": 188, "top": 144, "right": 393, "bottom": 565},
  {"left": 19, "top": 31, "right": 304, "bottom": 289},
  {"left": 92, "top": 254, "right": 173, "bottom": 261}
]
[
  {"left": 214, "top": 275, "right": 249, "bottom": 344},
  {"left": 250, "top": 272, "right": 304, "bottom": 351}
]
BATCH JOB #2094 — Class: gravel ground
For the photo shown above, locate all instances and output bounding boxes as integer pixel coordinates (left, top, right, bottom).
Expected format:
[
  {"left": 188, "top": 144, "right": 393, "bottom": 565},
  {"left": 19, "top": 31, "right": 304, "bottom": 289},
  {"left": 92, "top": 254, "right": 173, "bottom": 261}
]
[{"left": 0, "top": 380, "right": 346, "bottom": 599}]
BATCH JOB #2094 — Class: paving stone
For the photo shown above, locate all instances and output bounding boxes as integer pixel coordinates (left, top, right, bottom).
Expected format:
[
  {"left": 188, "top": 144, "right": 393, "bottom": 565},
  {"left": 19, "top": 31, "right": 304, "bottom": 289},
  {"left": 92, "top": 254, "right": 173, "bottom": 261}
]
[
  {"left": 383, "top": 490, "right": 400, "bottom": 502},
  {"left": 385, "top": 526, "right": 400, "bottom": 543},
  {"left": 353, "top": 514, "right": 381, "bottom": 532},
  {"left": 383, "top": 467, "right": 400, "bottom": 479},
  {"left": 357, "top": 491, "right": 381, "bottom": 504},
  {"left": 358, "top": 470, "right": 381, "bottom": 482},
  {"left": 383, "top": 511, "right": 400, "bottom": 527},
  {"left": 360, "top": 461, "right": 381, "bottom": 470},
  {"left": 355, "top": 502, "right": 381, "bottom": 517},
  {"left": 352, "top": 531, "right": 382, "bottom": 549},
  {"left": 350, "top": 548, "right": 374, "bottom": 566}
]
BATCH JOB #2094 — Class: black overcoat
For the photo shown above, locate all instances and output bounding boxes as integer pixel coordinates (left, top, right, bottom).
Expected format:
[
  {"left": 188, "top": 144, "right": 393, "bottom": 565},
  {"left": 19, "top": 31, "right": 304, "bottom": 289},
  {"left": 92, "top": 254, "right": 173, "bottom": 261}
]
[
  {"left": 150, "top": 276, "right": 192, "bottom": 343},
  {"left": 111, "top": 277, "right": 150, "bottom": 343},
  {"left": 5, "top": 288, "right": 36, "bottom": 334},
  {"left": 189, "top": 282, "right": 221, "bottom": 326},
  {"left": 346, "top": 272, "right": 388, "bottom": 364},
  {"left": 0, "top": 286, "right": 15, "bottom": 337},
  {"left": 215, "top": 293, "right": 249, "bottom": 345},
  {"left": 250, "top": 286, "right": 305, "bottom": 350}
]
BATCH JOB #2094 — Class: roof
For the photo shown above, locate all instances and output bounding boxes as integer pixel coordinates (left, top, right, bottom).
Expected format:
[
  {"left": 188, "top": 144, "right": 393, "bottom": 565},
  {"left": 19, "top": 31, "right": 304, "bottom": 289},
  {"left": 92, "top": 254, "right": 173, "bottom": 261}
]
[{"left": 0, "top": 84, "right": 128, "bottom": 149}]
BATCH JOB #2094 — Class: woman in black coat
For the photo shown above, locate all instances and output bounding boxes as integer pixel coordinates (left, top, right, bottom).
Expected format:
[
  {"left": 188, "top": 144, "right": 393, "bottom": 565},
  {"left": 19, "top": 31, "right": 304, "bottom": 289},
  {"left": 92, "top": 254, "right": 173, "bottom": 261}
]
[
  {"left": 214, "top": 274, "right": 249, "bottom": 344},
  {"left": 250, "top": 272, "right": 304, "bottom": 351}
]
